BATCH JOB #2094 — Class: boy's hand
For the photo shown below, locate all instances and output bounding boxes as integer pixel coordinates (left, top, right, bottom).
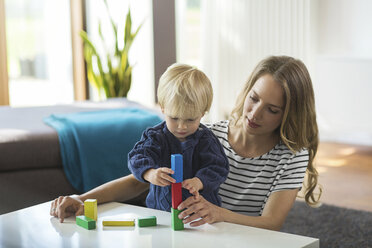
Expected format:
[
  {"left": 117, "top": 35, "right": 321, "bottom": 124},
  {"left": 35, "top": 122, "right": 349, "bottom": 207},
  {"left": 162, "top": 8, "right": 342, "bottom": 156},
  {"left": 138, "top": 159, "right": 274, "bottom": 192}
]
[
  {"left": 182, "top": 177, "right": 203, "bottom": 197},
  {"left": 143, "top": 168, "right": 176, "bottom": 186}
]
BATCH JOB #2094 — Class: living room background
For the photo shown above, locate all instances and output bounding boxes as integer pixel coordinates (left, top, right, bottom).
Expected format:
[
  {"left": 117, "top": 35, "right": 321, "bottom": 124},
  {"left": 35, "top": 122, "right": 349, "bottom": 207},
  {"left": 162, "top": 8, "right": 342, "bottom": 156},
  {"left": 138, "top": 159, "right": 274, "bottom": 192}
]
[{"left": 1, "top": 0, "right": 372, "bottom": 145}]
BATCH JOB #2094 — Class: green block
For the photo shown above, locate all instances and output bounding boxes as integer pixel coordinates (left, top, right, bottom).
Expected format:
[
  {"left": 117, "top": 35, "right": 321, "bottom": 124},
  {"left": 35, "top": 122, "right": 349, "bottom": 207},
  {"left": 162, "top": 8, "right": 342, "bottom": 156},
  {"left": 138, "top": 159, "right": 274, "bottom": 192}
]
[
  {"left": 76, "top": 215, "right": 96, "bottom": 230},
  {"left": 138, "top": 216, "right": 157, "bottom": 227},
  {"left": 171, "top": 208, "right": 184, "bottom": 230}
]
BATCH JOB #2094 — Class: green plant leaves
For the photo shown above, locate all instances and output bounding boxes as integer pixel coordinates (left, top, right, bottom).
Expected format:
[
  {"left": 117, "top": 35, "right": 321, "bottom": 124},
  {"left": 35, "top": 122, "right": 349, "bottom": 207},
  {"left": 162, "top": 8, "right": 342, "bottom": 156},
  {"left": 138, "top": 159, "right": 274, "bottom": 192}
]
[{"left": 79, "top": 2, "right": 142, "bottom": 99}]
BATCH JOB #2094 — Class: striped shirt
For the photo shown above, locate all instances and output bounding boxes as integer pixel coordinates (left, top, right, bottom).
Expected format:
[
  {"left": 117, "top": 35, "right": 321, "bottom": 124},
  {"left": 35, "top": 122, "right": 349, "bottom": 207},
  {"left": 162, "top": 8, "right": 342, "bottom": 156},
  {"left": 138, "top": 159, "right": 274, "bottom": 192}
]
[{"left": 208, "top": 120, "right": 308, "bottom": 216}]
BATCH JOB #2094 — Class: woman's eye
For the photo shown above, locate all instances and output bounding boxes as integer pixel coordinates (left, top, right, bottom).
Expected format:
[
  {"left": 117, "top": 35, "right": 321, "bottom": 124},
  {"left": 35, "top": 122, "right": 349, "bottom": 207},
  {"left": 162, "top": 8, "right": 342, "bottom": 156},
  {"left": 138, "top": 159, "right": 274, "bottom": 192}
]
[
  {"left": 268, "top": 108, "right": 279, "bottom": 114},
  {"left": 249, "top": 96, "right": 258, "bottom": 102}
]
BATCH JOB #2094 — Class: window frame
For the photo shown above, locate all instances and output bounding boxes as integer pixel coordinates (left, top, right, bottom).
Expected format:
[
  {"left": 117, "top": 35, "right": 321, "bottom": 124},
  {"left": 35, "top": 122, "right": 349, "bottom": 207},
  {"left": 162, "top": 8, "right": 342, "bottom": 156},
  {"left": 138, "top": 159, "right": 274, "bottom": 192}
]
[{"left": 0, "top": 0, "right": 87, "bottom": 106}]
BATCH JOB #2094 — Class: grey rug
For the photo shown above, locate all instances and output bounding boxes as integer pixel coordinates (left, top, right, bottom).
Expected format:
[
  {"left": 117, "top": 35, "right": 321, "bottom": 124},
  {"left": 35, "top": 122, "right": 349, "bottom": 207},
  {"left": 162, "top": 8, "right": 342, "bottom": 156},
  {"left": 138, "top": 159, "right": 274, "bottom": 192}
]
[{"left": 281, "top": 201, "right": 372, "bottom": 248}]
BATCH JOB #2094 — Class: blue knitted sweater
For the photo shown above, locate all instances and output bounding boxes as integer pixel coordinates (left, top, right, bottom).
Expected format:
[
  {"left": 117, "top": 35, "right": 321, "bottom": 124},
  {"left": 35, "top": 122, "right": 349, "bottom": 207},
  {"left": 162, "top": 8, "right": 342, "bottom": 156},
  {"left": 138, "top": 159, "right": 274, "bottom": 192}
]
[{"left": 128, "top": 121, "right": 229, "bottom": 211}]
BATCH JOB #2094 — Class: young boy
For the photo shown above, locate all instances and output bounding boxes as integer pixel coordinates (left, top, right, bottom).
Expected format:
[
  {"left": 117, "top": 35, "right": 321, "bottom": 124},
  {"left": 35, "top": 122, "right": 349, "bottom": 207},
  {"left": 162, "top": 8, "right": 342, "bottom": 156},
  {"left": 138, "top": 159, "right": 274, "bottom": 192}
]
[{"left": 128, "top": 63, "right": 229, "bottom": 212}]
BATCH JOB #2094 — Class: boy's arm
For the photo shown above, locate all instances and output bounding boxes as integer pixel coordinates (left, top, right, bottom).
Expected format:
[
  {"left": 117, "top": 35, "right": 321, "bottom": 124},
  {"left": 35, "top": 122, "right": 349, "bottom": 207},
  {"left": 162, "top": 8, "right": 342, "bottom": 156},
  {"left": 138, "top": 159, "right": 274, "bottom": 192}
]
[
  {"left": 143, "top": 167, "right": 176, "bottom": 186},
  {"left": 128, "top": 128, "right": 176, "bottom": 186},
  {"left": 128, "top": 129, "right": 163, "bottom": 182},
  {"left": 195, "top": 132, "right": 229, "bottom": 193}
]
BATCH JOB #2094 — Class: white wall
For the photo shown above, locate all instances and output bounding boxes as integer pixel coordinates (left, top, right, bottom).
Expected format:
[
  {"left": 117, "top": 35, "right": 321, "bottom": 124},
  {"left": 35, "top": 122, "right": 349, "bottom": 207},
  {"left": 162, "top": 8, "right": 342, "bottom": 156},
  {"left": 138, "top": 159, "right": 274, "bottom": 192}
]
[
  {"left": 199, "top": 0, "right": 372, "bottom": 145},
  {"left": 314, "top": 57, "right": 372, "bottom": 145},
  {"left": 314, "top": 0, "right": 372, "bottom": 145},
  {"left": 200, "top": 0, "right": 315, "bottom": 121}
]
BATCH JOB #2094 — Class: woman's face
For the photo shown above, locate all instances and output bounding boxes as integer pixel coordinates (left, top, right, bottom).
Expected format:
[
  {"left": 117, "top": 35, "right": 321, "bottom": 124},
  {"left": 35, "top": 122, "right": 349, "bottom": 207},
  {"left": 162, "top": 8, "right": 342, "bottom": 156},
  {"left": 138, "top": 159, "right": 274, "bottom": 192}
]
[{"left": 242, "top": 74, "right": 284, "bottom": 137}]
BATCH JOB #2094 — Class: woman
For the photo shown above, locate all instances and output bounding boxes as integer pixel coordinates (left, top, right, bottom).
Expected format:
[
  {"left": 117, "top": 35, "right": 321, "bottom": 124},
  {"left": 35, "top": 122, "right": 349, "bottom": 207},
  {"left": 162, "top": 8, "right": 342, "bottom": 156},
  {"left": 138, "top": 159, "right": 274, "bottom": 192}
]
[{"left": 50, "top": 56, "right": 321, "bottom": 230}]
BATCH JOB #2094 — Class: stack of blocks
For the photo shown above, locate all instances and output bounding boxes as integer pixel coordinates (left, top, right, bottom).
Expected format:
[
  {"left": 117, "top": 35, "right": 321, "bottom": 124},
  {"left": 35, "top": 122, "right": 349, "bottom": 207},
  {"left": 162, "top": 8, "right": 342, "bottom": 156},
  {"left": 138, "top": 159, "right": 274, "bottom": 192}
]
[
  {"left": 84, "top": 199, "right": 98, "bottom": 221},
  {"left": 171, "top": 154, "right": 184, "bottom": 231},
  {"left": 76, "top": 199, "right": 97, "bottom": 230}
]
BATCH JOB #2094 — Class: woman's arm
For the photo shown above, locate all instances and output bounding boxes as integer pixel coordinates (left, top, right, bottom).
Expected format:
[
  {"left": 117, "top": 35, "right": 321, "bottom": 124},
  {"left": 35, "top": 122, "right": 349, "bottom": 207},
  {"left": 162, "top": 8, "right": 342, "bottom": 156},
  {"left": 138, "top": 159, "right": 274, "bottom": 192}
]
[
  {"left": 178, "top": 189, "right": 299, "bottom": 231},
  {"left": 79, "top": 174, "right": 149, "bottom": 203},
  {"left": 51, "top": 174, "right": 149, "bottom": 222}
]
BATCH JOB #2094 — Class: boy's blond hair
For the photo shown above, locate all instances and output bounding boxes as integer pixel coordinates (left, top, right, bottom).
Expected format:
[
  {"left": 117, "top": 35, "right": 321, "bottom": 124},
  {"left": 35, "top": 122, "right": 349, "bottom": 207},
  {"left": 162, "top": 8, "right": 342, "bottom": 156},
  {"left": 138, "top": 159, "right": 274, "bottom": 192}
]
[{"left": 157, "top": 63, "right": 213, "bottom": 119}]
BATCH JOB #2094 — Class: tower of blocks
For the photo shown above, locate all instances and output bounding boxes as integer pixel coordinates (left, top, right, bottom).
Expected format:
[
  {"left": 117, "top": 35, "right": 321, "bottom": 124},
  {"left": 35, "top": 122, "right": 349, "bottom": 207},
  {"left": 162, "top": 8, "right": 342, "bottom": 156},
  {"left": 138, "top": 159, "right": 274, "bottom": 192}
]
[
  {"left": 84, "top": 199, "right": 97, "bottom": 221},
  {"left": 76, "top": 199, "right": 97, "bottom": 230},
  {"left": 171, "top": 154, "right": 184, "bottom": 230}
]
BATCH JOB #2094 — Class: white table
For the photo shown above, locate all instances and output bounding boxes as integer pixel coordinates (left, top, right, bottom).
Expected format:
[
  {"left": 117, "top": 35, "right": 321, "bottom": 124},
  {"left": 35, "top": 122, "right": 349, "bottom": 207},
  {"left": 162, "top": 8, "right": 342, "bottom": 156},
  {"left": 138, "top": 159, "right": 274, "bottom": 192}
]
[{"left": 0, "top": 202, "right": 319, "bottom": 248}]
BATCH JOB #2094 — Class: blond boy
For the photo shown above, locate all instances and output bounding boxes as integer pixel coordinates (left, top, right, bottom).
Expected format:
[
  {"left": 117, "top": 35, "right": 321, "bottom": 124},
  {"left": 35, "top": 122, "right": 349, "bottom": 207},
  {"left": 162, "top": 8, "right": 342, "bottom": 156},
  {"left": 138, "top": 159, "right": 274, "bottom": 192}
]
[{"left": 128, "top": 63, "right": 229, "bottom": 211}]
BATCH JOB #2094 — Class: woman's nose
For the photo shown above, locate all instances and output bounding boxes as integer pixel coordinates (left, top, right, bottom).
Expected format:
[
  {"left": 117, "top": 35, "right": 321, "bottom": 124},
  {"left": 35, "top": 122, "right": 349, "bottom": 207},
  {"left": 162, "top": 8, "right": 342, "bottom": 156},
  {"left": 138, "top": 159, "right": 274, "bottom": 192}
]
[{"left": 251, "top": 105, "right": 263, "bottom": 120}]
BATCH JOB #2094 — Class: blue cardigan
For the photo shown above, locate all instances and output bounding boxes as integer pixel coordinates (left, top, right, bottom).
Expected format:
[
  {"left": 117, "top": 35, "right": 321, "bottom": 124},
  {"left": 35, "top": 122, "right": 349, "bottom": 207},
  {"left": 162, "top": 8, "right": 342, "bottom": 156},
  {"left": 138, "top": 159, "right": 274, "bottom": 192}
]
[{"left": 128, "top": 121, "right": 229, "bottom": 211}]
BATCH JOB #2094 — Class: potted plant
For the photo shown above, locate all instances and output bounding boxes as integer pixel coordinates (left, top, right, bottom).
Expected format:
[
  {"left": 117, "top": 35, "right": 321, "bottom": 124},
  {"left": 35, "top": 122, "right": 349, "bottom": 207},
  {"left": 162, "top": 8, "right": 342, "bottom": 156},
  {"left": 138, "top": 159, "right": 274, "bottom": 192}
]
[{"left": 80, "top": 0, "right": 142, "bottom": 99}]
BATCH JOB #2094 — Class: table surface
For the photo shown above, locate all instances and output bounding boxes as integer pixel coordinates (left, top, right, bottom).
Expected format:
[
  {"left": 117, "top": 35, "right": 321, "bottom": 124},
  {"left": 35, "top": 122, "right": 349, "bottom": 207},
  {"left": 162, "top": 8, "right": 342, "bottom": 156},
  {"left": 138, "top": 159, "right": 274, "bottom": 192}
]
[{"left": 0, "top": 202, "right": 319, "bottom": 248}]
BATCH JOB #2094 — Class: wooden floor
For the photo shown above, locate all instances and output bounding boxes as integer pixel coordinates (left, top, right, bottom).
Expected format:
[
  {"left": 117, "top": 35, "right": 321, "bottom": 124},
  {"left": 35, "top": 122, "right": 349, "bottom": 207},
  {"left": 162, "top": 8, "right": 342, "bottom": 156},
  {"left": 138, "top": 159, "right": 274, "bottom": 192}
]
[{"left": 313, "top": 142, "right": 372, "bottom": 212}]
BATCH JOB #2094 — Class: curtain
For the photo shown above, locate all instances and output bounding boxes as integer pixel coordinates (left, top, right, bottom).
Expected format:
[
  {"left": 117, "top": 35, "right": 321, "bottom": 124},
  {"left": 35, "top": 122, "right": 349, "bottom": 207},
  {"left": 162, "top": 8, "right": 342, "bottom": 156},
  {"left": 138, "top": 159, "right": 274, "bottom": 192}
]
[{"left": 200, "top": 0, "right": 314, "bottom": 121}]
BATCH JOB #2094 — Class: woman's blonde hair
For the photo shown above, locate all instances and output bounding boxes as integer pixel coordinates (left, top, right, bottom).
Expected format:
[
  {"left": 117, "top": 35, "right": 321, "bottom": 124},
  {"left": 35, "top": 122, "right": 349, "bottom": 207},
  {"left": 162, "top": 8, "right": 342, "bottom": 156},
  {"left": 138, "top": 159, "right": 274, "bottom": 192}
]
[
  {"left": 230, "top": 55, "right": 322, "bottom": 207},
  {"left": 157, "top": 63, "right": 213, "bottom": 119}
]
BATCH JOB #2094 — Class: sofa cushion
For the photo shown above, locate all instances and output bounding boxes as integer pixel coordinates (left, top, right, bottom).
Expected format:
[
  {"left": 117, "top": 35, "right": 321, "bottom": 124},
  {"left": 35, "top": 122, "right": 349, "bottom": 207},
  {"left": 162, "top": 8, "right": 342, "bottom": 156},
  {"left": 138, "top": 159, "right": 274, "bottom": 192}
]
[
  {"left": 44, "top": 107, "right": 162, "bottom": 192},
  {"left": 0, "top": 98, "right": 160, "bottom": 172}
]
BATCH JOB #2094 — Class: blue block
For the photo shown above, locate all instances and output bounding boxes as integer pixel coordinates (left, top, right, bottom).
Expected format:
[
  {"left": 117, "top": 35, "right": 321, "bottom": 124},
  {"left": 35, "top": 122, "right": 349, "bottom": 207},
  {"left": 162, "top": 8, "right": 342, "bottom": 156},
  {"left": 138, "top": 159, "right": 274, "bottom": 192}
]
[{"left": 171, "top": 154, "right": 183, "bottom": 183}]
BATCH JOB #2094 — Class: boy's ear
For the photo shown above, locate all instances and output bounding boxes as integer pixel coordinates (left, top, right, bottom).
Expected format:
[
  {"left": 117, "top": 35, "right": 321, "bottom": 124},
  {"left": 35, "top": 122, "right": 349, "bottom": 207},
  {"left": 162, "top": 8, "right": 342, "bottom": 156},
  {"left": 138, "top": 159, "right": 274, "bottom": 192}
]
[{"left": 161, "top": 107, "right": 165, "bottom": 114}]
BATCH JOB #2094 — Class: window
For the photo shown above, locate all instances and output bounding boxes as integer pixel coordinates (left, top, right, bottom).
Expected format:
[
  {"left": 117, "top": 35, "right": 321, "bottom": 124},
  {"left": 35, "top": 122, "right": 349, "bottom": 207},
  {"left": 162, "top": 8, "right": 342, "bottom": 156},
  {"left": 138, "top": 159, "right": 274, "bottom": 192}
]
[
  {"left": 176, "top": 0, "right": 202, "bottom": 67},
  {"left": 5, "top": 0, "right": 74, "bottom": 106}
]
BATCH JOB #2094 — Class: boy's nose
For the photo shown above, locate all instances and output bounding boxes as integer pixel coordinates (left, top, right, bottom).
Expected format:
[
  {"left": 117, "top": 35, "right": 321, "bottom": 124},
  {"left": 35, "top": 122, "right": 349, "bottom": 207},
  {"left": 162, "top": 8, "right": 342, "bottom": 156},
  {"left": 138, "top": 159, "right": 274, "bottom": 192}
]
[{"left": 178, "top": 121, "right": 187, "bottom": 129}]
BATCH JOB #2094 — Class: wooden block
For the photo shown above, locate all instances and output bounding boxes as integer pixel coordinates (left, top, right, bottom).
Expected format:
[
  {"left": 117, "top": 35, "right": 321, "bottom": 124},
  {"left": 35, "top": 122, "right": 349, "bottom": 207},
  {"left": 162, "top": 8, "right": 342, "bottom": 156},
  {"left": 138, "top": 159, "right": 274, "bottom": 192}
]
[
  {"left": 171, "top": 208, "right": 184, "bottom": 230},
  {"left": 172, "top": 182, "right": 182, "bottom": 209},
  {"left": 102, "top": 219, "right": 135, "bottom": 226},
  {"left": 138, "top": 216, "right": 157, "bottom": 227},
  {"left": 171, "top": 154, "right": 183, "bottom": 183},
  {"left": 76, "top": 215, "right": 96, "bottom": 230},
  {"left": 84, "top": 199, "right": 97, "bottom": 221}
]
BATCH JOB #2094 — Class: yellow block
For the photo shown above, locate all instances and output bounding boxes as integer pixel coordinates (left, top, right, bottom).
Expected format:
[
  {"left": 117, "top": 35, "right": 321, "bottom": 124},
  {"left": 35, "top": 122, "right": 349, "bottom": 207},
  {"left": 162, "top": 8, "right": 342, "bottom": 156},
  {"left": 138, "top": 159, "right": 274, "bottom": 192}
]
[
  {"left": 84, "top": 199, "right": 97, "bottom": 221},
  {"left": 102, "top": 219, "right": 135, "bottom": 226}
]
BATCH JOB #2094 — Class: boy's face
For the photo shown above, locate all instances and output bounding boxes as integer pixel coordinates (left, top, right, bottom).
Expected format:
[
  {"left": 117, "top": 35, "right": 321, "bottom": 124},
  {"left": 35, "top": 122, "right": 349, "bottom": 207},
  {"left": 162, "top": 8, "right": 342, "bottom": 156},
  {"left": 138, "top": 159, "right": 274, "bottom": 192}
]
[{"left": 162, "top": 108, "right": 203, "bottom": 142}]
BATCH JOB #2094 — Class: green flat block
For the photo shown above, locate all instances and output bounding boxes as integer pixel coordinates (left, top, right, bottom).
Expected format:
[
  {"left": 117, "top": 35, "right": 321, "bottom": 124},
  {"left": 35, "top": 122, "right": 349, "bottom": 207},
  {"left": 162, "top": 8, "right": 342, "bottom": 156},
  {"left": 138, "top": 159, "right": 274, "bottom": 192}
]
[
  {"left": 76, "top": 215, "right": 96, "bottom": 230},
  {"left": 171, "top": 208, "right": 184, "bottom": 230},
  {"left": 138, "top": 216, "right": 157, "bottom": 227}
]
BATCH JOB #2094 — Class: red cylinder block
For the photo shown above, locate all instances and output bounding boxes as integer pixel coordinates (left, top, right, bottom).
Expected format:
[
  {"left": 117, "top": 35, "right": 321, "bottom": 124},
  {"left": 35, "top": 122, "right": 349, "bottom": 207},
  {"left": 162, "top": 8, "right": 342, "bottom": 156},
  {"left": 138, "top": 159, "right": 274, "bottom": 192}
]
[{"left": 171, "top": 182, "right": 182, "bottom": 209}]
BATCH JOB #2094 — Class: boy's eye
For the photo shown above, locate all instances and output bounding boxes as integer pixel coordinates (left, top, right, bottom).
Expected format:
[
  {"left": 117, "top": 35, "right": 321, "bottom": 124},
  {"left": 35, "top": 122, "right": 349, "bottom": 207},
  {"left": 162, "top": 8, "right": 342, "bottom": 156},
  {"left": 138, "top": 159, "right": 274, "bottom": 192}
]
[
  {"left": 171, "top": 117, "right": 178, "bottom": 121},
  {"left": 187, "top": 119, "right": 195, "bottom": 122}
]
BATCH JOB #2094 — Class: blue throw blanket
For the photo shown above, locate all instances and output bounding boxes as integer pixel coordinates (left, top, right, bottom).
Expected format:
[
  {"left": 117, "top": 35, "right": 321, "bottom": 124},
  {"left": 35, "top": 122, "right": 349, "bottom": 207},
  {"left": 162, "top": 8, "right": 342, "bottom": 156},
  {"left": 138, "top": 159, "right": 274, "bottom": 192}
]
[{"left": 44, "top": 107, "right": 162, "bottom": 192}]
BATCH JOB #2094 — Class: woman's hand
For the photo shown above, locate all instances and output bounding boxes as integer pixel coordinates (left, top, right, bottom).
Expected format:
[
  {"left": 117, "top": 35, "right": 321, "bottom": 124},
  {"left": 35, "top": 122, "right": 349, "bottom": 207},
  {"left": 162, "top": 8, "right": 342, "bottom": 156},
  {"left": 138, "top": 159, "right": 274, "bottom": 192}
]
[
  {"left": 143, "top": 168, "right": 176, "bottom": 186},
  {"left": 50, "top": 195, "right": 84, "bottom": 223},
  {"left": 177, "top": 195, "right": 224, "bottom": 227}
]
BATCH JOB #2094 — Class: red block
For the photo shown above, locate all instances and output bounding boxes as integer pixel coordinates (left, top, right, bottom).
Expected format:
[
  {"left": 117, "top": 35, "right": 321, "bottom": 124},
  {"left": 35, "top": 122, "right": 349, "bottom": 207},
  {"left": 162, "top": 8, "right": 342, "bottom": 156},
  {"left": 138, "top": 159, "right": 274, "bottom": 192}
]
[{"left": 172, "top": 182, "right": 182, "bottom": 209}]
